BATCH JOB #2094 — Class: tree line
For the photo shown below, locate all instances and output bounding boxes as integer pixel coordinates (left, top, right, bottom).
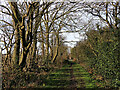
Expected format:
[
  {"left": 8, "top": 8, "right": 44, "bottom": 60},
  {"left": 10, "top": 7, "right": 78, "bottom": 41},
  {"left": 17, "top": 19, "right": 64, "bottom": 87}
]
[{"left": 0, "top": 2, "right": 78, "bottom": 71}]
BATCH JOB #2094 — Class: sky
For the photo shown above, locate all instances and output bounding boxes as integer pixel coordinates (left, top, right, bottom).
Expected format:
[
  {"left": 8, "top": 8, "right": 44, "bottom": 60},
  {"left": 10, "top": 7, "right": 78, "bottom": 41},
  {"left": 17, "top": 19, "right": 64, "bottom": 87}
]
[{"left": 62, "top": 32, "right": 85, "bottom": 47}]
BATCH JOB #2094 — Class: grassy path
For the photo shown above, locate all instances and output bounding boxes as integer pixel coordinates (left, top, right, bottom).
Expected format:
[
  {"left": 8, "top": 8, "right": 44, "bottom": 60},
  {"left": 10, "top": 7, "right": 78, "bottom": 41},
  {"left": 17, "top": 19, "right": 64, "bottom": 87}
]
[
  {"left": 72, "top": 64, "right": 96, "bottom": 88},
  {"left": 39, "top": 62, "right": 97, "bottom": 88},
  {"left": 40, "top": 64, "right": 71, "bottom": 88}
]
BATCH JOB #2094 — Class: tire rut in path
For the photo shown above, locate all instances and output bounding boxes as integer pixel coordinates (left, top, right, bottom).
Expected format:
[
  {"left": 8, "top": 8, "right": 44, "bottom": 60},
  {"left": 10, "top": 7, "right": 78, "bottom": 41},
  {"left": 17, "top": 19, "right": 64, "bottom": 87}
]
[
  {"left": 78, "top": 74, "right": 85, "bottom": 88},
  {"left": 69, "top": 63, "right": 77, "bottom": 89},
  {"left": 73, "top": 64, "right": 85, "bottom": 88}
]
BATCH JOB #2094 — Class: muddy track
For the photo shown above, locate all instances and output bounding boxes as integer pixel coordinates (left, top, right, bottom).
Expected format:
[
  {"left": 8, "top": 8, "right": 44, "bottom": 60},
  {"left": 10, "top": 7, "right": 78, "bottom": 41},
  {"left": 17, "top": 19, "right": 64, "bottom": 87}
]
[
  {"left": 78, "top": 74, "right": 85, "bottom": 88},
  {"left": 69, "top": 63, "right": 77, "bottom": 89}
]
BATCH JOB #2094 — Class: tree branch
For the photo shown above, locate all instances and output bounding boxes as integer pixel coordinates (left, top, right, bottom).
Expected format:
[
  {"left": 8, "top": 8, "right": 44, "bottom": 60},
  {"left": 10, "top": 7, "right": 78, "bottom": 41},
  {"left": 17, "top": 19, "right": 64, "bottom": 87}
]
[
  {"left": 0, "top": 5, "right": 12, "bottom": 15},
  {"left": 0, "top": 20, "right": 13, "bottom": 27}
]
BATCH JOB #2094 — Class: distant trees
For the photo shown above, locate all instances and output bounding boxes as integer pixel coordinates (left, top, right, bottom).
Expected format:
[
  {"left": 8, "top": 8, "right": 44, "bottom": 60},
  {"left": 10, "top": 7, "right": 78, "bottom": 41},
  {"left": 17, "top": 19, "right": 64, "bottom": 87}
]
[
  {"left": 36, "top": 2, "right": 79, "bottom": 66},
  {"left": 71, "top": 41, "right": 90, "bottom": 63}
]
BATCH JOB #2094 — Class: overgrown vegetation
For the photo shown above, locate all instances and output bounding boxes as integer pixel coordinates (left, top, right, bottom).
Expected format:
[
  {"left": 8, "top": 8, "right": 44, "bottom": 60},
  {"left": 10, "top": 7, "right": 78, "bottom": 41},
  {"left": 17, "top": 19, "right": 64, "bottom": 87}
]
[
  {"left": 70, "top": 2, "right": 120, "bottom": 88},
  {"left": 71, "top": 27, "right": 120, "bottom": 88}
]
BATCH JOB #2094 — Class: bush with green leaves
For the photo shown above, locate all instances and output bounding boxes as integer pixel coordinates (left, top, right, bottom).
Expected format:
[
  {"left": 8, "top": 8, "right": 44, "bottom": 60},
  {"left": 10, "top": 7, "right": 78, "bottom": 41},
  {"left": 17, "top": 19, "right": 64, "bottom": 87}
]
[{"left": 71, "top": 27, "right": 120, "bottom": 87}]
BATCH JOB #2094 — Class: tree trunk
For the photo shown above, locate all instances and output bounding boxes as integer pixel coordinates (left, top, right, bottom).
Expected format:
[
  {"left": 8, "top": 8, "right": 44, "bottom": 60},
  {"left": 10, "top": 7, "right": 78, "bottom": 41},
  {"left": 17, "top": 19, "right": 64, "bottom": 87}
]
[
  {"left": 45, "top": 31, "right": 49, "bottom": 64},
  {"left": 40, "top": 22, "right": 45, "bottom": 61},
  {"left": 9, "top": 2, "right": 21, "bottom": 68},
  {"left": 51, "top": 32, "right": 59, "bottom": 63},
  {"left": 31, "top": 7, "right": 39, "bottom": 67},
  {"left": 41, "top": 30, "right": 45, "bottom": 61},
  {"left": 44, "top": 9, "right": 49, "bottom": 64},
  {"left": 31, "top": 41, "right": 37, "bottom": 67},
  {"left": 19, "top": 49, "right": 28, "bottom": 69},
  {"left": 12, "top": 26, "right": 20, "bottom": 67}
]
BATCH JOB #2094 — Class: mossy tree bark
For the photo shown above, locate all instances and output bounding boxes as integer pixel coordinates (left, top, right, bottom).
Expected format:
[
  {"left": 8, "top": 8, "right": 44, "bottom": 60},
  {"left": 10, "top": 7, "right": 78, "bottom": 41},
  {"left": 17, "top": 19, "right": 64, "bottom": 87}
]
[
  {"left": 8, "top": 2, "right": 53, "bottom": 70},
  {"left": 9, "top": 2, "right": 21, "bottom": 68}
]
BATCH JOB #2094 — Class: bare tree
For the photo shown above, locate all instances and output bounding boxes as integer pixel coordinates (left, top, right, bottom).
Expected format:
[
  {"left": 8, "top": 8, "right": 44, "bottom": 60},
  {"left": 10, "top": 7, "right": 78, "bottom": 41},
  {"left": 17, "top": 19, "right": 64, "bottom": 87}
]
[{"left": 83, "top": 2, "right": 120, "bottom": 29}]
